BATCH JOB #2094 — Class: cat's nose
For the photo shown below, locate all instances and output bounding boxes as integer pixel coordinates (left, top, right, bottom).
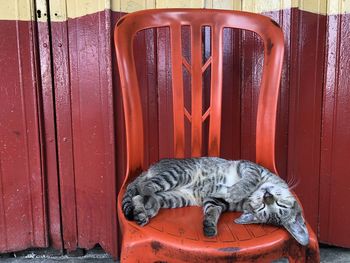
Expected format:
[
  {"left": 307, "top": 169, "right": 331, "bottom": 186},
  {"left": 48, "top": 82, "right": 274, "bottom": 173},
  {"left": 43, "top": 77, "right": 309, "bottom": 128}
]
[{"left": 263, "top": 191, "right": 275, "bottom": 205}]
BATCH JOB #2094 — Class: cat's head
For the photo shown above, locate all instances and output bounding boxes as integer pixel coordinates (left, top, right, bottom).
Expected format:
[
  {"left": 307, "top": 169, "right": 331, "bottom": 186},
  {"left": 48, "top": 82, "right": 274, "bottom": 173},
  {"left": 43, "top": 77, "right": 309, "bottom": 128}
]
[{"left": 235, "top": 177, "right": 309, "bottom": 246}]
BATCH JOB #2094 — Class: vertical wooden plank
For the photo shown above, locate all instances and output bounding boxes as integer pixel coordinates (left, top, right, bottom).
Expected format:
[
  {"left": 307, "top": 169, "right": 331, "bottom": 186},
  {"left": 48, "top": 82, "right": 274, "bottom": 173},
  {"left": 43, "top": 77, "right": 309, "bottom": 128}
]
[
  {"left": 261, "top": 9, "right": 292, "bottom": 179},
  {"left": 319, "top": 12, "right": 338, "bottom": 245},
  {"left": 66, "top": 8, "right": 117, "bottom": 256},
  {"left": 170, "top": 24, "right": 185, "bottom": 158},
  {"left": 134, "top": 28, "right": 159, "bottom": 166},
  {"left": 220, "top": 28, "right": 241, "bottom": 160},
  {"left": 134, "top": 30, "right": 148, "bottom": 162},
  {"left": 202, "top": 26, "right": 211, "bottom": 156},
  {"left": 144, "top": 28, "right": 159, "bottom": 165},
  {"left": 288, "top": 8, "right": 326, "bottom": 231},
  {"left": 208, "top": 26, "right": 223, "bottom": 156},
  {"left": 157, "top": 27, "right": 174, "bottom": 158},
  {"left": 320, "top": 12, "right": 350, "bottom": 247},
  {"left": 50, "top": 19, "right": 78, "bottom": 252},
  {"left": 50, "top": 0, "right": 118, "bottom": 255},
  {"left": 240, "top": 31, "right": 264, "bottom": 162},
  {"left": 0, "top": 13, "right": 47, "bottom": 254},
  {"left": 18, "top": 18, "right": 48, "bottom": 251},
  {"left": 240, "top": 0, "right": 269, "bottom": 163},
  {"left": 275, "top": 8, "right": 291, "bottom": 180},
  {"left": 36, "top": 0, "right": 63, "bottom": 249},
  {"left": 49, "top": 0, "right": 78, "bottom": 251},
  {"left": 325, "top": 13, "right": 350, "bottom": 247}
]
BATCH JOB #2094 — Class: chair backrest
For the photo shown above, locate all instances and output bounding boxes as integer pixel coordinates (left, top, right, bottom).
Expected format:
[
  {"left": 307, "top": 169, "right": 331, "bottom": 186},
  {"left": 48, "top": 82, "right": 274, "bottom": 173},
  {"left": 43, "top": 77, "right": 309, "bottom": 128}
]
[{"left": 114, "top": 9, "right": 284, "bottom": 179}]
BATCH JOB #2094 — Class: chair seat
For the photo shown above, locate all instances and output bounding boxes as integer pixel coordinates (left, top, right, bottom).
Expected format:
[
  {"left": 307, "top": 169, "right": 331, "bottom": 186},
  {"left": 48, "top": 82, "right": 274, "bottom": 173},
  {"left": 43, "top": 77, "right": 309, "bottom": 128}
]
[{"left": 119, "top": 205, "right": 315, "bottom": 262}]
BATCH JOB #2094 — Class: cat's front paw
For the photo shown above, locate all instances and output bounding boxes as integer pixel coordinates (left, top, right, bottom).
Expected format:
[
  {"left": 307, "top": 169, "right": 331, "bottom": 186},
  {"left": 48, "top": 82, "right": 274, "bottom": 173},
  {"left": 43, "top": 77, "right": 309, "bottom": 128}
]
[
  {"left": 133, "top": 208, "right": 149, "bottom": 226},
  {"left": 203, "top": 219, "right": 217, "bottom": 237}
]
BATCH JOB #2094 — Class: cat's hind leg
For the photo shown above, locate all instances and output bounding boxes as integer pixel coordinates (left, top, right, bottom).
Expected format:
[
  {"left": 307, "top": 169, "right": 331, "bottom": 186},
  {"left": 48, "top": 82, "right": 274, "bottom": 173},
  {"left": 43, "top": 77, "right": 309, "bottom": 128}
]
[
  {"left": 137, "top": 168, "right": 192, "bottom": 196},
  {"left": 132, "top": 195, "right": 149, "bottom": 226},
  {"left": 122, "top": 182, "right": 139, "bottom": 220},
  {"left": 133, "top": 190, "right": 195, "bottom": 225},
  {"left": 202, "top": 197, "right": 229, "bottom": 237},
  {"left": 157, "top": 190, "right": 195, "bottom": 209},
  {"left": 144, "top": 195, "right": 161, "bottom": 219},
  {"left": 122, "top": 172, "right": 147, "bottom": 220},
  {"left": 132, "top": 195, "right": 162, "bottom": 225}
]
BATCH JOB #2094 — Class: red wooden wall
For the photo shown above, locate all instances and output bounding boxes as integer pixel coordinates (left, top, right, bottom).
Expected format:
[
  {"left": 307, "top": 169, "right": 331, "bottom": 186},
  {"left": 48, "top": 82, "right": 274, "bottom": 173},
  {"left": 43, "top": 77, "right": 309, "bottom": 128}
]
[{"left": 1, "top": 3, "right": 350, "bottom": 259}]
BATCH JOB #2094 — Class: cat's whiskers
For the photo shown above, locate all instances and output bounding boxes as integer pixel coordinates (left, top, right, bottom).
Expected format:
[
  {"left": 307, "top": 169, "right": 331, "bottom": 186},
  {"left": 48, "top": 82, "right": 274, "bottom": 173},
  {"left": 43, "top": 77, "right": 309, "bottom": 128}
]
[{"left": 286, "top": 174, "right": 300, "bottom": 190}]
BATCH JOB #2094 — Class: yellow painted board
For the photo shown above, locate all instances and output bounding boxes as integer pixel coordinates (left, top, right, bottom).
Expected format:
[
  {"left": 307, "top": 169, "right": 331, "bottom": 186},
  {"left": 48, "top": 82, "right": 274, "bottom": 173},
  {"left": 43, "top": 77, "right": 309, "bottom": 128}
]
[
  {"left": 299, "top": 0, "right": 327, "bottom": 15},
  {"left": 1, "top": 0, "right": 350, "bottom": 21},
  {"left": 120, "top": 0, "right": 154, "bottom": 13},
  {"left": 242, "top": 0, "right": 298, "bottom": 13},
  {"left": 0, "top": 0, "right": 34, "bottom": 21},
  {"left": 49, "top": 0, "right": 67, "bottom": 21},
  {"left": 155, "top": 0, "right": 204, "bottom": 8},
  {"left": 327, "top": 0, "right": 350, "bottom": 15},
  {"left": 211, "top": 0, "right": 242, "bottom": 11},
  {"left": 66, "top": 0, "right": 109, "bottom": 20}
]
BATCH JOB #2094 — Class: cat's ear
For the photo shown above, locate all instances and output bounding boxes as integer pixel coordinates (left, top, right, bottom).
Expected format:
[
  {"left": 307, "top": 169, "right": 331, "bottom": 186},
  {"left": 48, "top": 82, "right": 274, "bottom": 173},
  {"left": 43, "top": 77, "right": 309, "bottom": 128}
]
[
  {"left": 283, "top": 211, "right": 309, "bottom": 246},
  {"left": 234, "top": 211, "right": 259, "bottom": 224}
]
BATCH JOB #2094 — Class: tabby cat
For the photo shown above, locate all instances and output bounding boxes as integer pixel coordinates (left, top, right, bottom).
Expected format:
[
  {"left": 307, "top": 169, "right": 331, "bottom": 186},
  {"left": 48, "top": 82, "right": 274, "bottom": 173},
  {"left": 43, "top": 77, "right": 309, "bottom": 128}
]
[{"left": 122, "top": 157, "right": 309, "bottom": 246}]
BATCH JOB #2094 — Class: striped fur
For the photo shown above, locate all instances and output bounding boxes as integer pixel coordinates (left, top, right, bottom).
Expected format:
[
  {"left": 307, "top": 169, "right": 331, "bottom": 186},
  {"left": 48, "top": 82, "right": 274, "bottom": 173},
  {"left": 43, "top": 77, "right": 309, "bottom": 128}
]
[{"left": 122, "top": 157, "right": 309, "bottom": 246}]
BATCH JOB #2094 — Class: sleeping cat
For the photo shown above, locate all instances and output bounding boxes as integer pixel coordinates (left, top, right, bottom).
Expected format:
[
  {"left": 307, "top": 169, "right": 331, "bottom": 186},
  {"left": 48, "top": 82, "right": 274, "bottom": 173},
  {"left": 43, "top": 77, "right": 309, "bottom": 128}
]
[{"left": 122, "top": 157, "right": 309, "bottom": 246}]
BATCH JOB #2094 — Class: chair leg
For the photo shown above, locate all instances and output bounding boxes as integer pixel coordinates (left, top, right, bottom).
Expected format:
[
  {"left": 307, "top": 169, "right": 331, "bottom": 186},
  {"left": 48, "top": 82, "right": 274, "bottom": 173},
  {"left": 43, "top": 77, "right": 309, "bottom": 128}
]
[
  {"left": 287, "top": 240, "right": 320, "bottom": 263},
  {"left": 305, "top": 225, "right": 320, "bottom": 263},
  {"left": 305, "top": 237, "right": 320, "bottom": 263},
  {"left": 288, "top": 258, "right": 304, "bottom": 263},
  {"left": 288, "top": 234, "right": 319, "bottom": 263},
  {"left": 288, "top": 256, "right": 306, "bottom": 263},
  {"left": 288, "top": 246, "right": 306, "bottom": 263}
]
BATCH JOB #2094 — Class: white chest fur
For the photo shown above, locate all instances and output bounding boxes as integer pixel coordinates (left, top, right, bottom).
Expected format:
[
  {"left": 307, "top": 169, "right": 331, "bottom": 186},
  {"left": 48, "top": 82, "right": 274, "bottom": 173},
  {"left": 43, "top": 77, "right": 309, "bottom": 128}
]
[{"left": 223, "top": 164, "right": 241, "bottom": 187}]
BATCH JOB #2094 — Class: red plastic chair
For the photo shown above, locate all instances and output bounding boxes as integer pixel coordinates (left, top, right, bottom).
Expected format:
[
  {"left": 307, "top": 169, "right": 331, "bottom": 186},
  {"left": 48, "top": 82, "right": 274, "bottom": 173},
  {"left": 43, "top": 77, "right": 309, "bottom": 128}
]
[{"left": 114, "top": 9, "right": 320, "bottom": 262}]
